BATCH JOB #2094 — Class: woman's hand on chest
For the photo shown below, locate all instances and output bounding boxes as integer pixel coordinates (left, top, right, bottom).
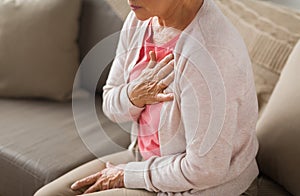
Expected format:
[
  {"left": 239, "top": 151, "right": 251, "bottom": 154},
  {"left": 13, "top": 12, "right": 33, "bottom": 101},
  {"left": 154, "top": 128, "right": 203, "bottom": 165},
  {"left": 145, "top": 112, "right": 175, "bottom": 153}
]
[{"left": 128, "top": 51, "right": 175, "bottom": 108}]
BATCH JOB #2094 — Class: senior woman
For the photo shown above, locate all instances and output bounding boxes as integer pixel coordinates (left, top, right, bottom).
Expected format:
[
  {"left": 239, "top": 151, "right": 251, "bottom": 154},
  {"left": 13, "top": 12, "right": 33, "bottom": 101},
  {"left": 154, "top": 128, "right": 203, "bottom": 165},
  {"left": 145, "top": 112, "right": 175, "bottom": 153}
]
[{"left": 35, "top": 0, "right": 259, "bottom": 195}]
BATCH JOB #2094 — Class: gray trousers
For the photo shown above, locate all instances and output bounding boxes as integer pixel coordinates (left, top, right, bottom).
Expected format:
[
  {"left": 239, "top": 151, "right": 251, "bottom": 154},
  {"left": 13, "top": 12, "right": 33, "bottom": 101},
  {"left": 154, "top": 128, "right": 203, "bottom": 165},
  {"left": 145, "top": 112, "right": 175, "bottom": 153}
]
[{"left": 34, "top": 150, "right": 257, "bottom": 196}]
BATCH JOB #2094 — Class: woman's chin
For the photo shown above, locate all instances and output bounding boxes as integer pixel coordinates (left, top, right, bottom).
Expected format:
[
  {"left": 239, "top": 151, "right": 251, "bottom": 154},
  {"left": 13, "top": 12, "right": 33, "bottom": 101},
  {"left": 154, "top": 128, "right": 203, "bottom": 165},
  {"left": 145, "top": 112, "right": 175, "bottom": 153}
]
[{"left": 133, "top": 13, "right": 151, "bottom": 21}]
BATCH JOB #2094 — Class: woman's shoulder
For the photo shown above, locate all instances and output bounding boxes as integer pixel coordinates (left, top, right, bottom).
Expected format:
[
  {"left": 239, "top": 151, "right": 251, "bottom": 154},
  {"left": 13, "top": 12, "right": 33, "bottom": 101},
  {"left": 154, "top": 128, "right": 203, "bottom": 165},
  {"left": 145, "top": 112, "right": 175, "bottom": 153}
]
[
  {"left": 186, "top": 0, "right": 250, "bottom": 72},
  {"left": 179, "top": 0, "right": 246, "bottom": 61},
  {"left": 175, "top": 0, "right": 252, "bottom": 96}
]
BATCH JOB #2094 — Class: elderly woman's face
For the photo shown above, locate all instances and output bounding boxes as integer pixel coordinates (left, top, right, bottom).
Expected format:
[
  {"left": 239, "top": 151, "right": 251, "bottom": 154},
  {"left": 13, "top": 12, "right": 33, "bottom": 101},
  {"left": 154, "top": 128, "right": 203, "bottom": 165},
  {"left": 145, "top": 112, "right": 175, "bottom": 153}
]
[{"left": 128, "top": 0, "right": 178, "bottom": 20}]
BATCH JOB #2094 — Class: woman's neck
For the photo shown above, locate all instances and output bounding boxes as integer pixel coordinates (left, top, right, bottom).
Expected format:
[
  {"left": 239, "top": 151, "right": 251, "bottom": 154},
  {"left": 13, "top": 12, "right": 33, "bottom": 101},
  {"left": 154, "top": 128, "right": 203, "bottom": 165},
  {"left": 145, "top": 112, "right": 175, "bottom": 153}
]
[{"left": 157, "top": 0, "right": 204, "bottom": 31}]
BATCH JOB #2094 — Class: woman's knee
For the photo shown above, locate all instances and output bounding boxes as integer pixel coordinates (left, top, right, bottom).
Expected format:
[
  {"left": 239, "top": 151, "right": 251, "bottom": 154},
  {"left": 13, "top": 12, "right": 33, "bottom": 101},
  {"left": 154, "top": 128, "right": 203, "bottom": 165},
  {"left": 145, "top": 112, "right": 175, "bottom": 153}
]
[{"left": 34, "top": 179, "right": 81, "bottom": 196}]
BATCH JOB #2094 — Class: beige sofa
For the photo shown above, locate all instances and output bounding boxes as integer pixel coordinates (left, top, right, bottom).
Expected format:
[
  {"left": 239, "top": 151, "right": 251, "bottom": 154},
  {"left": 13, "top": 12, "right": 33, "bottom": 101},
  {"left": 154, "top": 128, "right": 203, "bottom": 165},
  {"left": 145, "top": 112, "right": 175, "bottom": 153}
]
[{"left": 0, "top": 0, "right": 299, "bottom": 195}]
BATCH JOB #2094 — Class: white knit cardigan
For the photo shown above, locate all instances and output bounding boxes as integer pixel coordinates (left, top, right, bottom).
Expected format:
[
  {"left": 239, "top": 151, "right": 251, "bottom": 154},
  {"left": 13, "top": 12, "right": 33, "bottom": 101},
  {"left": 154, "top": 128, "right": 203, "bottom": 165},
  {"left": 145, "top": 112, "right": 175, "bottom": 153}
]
[{"left": 102, "top": 0, "right": 259, "bottom": 195}]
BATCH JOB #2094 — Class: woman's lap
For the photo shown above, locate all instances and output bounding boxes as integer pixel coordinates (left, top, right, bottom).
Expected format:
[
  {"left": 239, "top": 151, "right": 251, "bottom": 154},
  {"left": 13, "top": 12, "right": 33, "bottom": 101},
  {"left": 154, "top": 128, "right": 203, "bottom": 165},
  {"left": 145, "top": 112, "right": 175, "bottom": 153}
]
[
  {"left": 34, "top": 149, "right": 256, "bottom": 196},
  {"left": 34, "top": 150, "right": 155, "bottom": 196}
]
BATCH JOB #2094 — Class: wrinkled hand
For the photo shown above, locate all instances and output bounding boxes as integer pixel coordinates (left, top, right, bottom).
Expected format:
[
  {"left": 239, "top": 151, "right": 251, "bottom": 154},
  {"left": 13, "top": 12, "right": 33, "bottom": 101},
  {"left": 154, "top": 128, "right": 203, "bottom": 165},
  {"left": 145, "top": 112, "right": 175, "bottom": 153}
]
[
  {"left": 128, "top": 51, "right": 175, "bottom": 108},
  {"left": 71, "top": 162, "right": 125, "bottom": 194}
]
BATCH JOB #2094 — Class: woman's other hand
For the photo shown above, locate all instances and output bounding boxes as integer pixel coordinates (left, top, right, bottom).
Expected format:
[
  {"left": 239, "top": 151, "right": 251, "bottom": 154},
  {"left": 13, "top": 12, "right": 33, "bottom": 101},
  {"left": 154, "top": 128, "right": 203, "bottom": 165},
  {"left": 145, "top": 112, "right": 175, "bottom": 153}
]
[
  {"left": 71, "top": 162, "right": 125, "bottom": 194},
  {"left": 128, "top": 51, "right": 175, "bottom": 108}
]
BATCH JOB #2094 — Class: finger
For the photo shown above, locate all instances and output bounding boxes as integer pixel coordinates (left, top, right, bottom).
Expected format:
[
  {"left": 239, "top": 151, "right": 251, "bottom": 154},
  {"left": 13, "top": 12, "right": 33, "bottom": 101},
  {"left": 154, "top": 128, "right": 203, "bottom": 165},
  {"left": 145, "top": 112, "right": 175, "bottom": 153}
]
[
  {"left": 158, "top": 72, "right": 174, "bottom": 88},
  {"left": 150, "top": 51, "right": 157, "bottom": 62},
  {"left": 83, "top": 177, "right": 107, "bottom": 193},
  {"left": 71, "top": 173, "right": 101, "bottom": 190},
  {"left": 83, "top": 183, "right": 101, "bottom": 194},
  {"left": 155, "top": 93, "right": 174, "bottom": 102},
  {"left": 111, "top": 175, "right": 119, "bottom": 188},
  {"left": 147, "top": 51, "right": 157, "bottom": 68},
  {"left": 109, "top": 171, "right": 122, "bottom": 189},
  {"left": 156, "top": 60, "right": 174, "bottom": 80},
  {"left": 102, "top": 179, "right": 112, "bottom": 190},
  {"left": 157, "top": 53, "right": 174, "bottom": 69}
]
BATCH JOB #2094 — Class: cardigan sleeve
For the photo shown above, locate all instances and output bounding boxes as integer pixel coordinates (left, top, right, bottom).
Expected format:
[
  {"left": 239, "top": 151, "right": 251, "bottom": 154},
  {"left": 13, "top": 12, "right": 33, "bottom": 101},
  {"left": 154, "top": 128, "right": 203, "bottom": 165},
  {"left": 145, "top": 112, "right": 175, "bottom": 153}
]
[
  {"left": 102, "top": 12, "right": 144, "bottom": 123},
  {"left": 124, "top": 49, "right": 252, "bottom": 192}
]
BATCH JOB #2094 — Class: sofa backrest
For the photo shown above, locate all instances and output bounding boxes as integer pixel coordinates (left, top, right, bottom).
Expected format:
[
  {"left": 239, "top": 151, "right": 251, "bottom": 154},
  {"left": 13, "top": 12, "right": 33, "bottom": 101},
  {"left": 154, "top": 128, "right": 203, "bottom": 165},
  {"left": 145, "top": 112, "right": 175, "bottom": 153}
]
[
  {"left": 256, "top": 40, "right": 300, "bottom": 196},
  {"left": 78, "top": 0, "right": 124, "bottom": 94},
  {"left": 216, "top": 0, "right": 300, "bottom": 117},
  {"left": 262, "top": 0, "right": 300, "bottom": 9}
]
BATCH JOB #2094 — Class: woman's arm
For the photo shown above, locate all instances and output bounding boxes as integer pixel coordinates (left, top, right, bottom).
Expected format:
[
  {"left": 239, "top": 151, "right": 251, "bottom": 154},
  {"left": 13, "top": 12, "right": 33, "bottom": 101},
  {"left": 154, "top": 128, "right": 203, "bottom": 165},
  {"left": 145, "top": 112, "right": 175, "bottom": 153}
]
[{"left": 102, "top": 12, "right": 145, "bottom": 123}]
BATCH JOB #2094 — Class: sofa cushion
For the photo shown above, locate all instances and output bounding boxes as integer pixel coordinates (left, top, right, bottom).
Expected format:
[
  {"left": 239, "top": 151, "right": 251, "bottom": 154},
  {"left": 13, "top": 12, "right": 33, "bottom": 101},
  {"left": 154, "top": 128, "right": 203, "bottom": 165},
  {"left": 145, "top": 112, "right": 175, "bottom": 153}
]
[
  {"left": 78, "top": 0, "right": 124, "bottom": 94},
  {"left": 104, "top": 0, "right": 131, "bottom": 21},
  {"left": 256, "top": 40, "right": 300, "bottom": 195},
  {"left": 0, "top": 0, "right": 81, "bottom": 101},
  {"left": 257, "top": 175, "right": 292, "bottom": 196},
  {"left": 0, "top": 96, "right": 130, "bottom": 196},
  {"left": 215, "top": 0, "right": 300, "bottom": 116}
]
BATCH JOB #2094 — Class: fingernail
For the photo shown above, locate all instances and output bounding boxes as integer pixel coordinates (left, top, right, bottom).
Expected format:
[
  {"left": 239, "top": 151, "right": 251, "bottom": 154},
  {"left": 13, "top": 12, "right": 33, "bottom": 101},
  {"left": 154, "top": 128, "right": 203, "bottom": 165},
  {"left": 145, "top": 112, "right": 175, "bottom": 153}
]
[
  {"left": 71, "top": 183, "right": 76, "bottom": 189},
  {"left": 167, "top": 60, "right": 174, "bottom": 67}
]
